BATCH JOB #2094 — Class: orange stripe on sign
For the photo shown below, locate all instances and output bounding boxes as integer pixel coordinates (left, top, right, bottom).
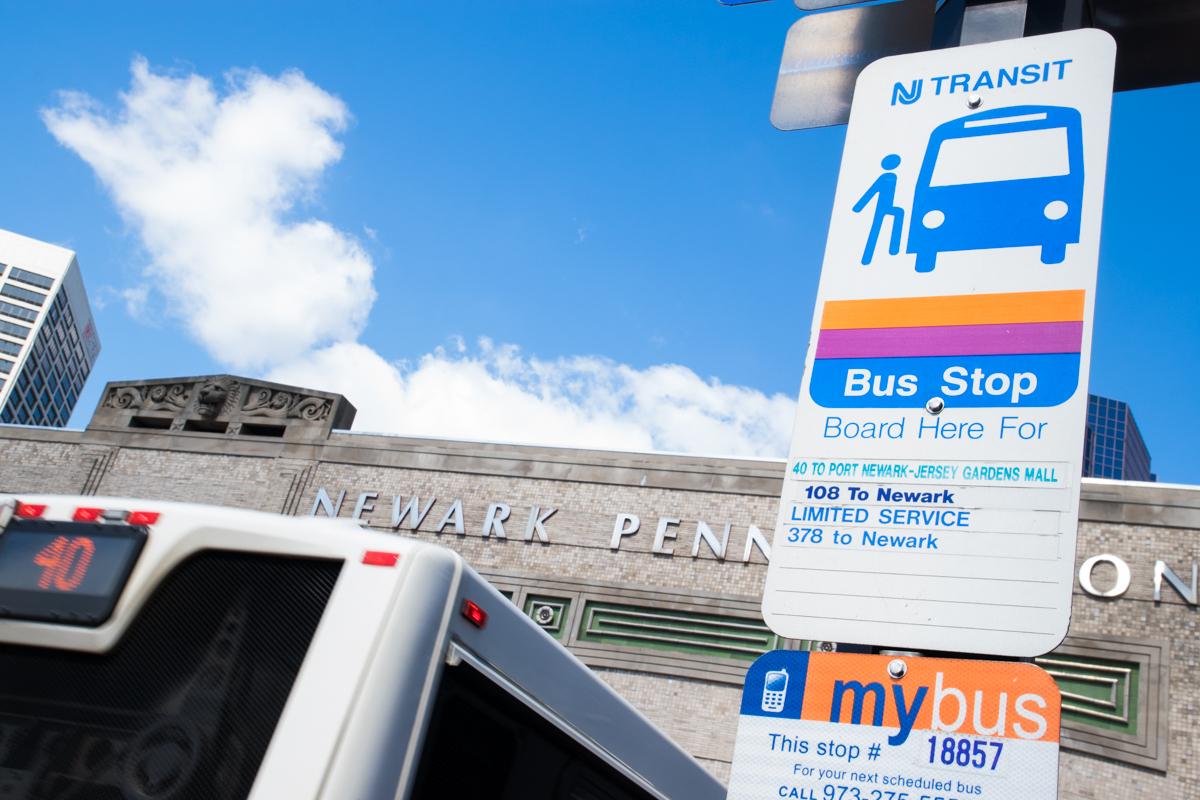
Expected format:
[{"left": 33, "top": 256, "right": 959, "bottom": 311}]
[
  {"left": 801, "top": 654, "right": 1061, "bottom": 743},
  {"left": 821, "top": 290, "right": 1085, "bottom": 330}
]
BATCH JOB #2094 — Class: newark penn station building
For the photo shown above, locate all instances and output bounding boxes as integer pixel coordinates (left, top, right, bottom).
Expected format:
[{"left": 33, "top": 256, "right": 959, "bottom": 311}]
[{"left": 0, "top": 373, "right": 1195, "bottom": 799}]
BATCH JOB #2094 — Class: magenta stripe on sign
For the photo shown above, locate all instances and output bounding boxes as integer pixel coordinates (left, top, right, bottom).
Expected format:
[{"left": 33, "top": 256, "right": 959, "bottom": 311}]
[{"left": 816, "top": 321, "right": 1083, "bottom": 359}]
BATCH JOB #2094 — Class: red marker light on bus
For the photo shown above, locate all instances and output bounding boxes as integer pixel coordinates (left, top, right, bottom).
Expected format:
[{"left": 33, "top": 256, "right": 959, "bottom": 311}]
[
  {"left": 125, "top": 511, "right": 160, "bottom": 526},
  {"left": 73, "top": 507, "right": 104, "bottom": 522},
  {"left": 362, "top": 551, "right": 400, "bottom": 567},
  {"left": 461, "top": 599, "right": 487, "bottom": 629},
  {"left": 14, "top": 503, "right": 47, "bottom": 519}
]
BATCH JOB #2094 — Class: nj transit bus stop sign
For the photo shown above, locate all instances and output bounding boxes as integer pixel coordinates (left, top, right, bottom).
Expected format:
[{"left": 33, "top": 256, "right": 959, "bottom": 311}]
[
  {"left": 728, "top": 652, "right": 1062, "bottom": 800},
  {"left": 762, "top": 29, "right": 1116, "bottom": 657}
]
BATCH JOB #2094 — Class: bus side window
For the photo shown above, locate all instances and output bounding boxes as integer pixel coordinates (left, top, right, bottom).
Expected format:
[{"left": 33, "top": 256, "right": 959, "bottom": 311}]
[{"left": 409, "top": 663, "right": 653, "bottom": 800}]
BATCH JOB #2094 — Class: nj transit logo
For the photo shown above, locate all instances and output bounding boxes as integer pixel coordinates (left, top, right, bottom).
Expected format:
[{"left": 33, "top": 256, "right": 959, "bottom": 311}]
[
  {"left": 890, "top": 59, "right": 1074, "bottom": 107},
  {"left": 809, "top": 290, "right": 1083, "bottom": 409},
  {"left": 740, "top": 652, "right": 1060, "bottom": 747}
]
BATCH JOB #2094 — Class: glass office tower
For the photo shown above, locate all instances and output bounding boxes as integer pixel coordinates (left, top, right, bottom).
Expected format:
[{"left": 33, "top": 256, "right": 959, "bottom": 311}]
[
  {"left": 1083, "top": 394, "right": 1155, "bottom": 482},
  {"left": 0, "top": 229, "right": 101, "bottom": 427}
]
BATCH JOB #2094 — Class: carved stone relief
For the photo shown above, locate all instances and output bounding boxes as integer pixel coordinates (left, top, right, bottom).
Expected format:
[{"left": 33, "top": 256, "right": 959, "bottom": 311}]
[
  {"left": 195, "top": 379, "right": 240, "bottom": 419},
  {"left": 242, "top": 388, "right": 332, "bottom": 422},
  {"left": 90, "top": 374, "right": 352, "bottom": 438},
  {"left": 102, "top": 383, "right": 189, "bottom": 413}
]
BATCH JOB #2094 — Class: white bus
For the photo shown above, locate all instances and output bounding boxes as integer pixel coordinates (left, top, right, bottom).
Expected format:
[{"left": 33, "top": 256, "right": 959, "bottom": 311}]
[{"left": 0, "top": 495, "right": 726, "bottom": 800}]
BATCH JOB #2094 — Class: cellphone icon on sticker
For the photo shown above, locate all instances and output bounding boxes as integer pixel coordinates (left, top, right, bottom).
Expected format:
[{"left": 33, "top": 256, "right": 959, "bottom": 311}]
[{"left": 761, "top": 668, "right": 788, "bottom": 713}]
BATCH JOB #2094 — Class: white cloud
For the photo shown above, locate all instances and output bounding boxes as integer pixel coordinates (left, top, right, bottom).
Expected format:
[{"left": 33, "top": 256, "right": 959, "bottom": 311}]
[
  {"left": 93, "top": 283, "right": 156, "bottom": 323},
  {"left": 42, "top": 58, "right": 374, "bottom": 370},
  {"left": 268, "top": 340, "right": 795, "bottom": 457},
  {"left": 48, "top": 59, "right": 795, "bottom": 459},
  {"left": 120, "top": 285, "right": 151, "bottom": 317}
]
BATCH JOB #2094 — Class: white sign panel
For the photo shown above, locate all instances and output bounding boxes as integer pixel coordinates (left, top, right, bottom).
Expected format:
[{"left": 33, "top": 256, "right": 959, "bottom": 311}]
[
  {"left": 728, "top": 652, "right": 1062, "bottom": 800},
  {"left": 763, "top": 30, "right": 1116, "bottom": 657}
]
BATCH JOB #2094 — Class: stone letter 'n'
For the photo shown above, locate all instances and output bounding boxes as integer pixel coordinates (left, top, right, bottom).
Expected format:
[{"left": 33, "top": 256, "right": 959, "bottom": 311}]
[{"left": 892, "top": 79, "right": 922, "bottom": 106}]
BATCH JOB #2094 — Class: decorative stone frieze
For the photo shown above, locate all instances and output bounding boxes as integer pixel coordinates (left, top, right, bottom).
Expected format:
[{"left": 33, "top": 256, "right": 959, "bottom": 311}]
[{"left": 89, "top": 375, "right": 355, "bottom": 443}]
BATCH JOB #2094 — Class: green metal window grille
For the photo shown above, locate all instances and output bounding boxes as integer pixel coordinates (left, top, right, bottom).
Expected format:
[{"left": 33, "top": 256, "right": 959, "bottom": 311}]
[
  {"left": 577, "top": 601, "right": 781, "bottom": 661},
  {"left": 522, "top": 595, "right": 571, "bottom": 641},
  {"left": 1035, "top": 654, "right": 1140, "bottom": 735}
]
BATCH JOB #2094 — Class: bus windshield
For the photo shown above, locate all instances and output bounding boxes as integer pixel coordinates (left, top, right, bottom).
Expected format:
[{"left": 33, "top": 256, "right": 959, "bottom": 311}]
[{"left": 930, "top": 126, "right": 1071, "bottom": 187}]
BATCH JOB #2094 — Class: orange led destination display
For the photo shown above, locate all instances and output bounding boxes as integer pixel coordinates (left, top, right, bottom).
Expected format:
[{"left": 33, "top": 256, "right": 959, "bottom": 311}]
[
  {"left": 33, "top": 535, "right": 97, "bottom": 592},
  {"left": 728, "top": 652, "right": 1061, "bottom": 800},
  {"left": 0, "top": 520, "right": 146, "bottom": 626}
]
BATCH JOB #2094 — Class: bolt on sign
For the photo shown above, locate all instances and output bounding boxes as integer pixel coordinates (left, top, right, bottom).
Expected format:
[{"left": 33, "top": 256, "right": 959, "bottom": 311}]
[
  {"left": 762, "top": 29, "right": 1116, "bottom": 657},
  {"left": 728, "top": 652, "right": 1062, "bottom": 800}
]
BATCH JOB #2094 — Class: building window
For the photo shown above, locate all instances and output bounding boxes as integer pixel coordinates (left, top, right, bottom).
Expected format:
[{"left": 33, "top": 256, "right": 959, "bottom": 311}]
[
  {"left": 0, "top": 320, "right": 29, "bottom": 340},
  {"left": 7, "top": 267, "right": 54, "bottom": 290},
  {"left": 0, "top": 283, "right": 46, "bottom": 306},
  {"left": 0, "top": 301, "right": 37, "bottom": 323}
]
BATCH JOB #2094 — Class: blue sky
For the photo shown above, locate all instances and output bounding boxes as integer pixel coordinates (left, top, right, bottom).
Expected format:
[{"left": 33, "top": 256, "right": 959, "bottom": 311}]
[{"left": 1, "top": 2, "right": 1196, "bottom": 483}]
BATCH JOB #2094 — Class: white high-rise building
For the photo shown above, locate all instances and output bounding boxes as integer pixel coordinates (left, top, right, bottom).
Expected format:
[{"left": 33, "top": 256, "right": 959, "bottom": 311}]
[{"left": 0, "top": 228, "right": 101, "bottom": 427}]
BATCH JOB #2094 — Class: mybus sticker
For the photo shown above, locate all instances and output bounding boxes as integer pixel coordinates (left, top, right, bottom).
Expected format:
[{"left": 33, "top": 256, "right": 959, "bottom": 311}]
[{"left": 728, "top": 652, "right": 1060, "bottom": 800}]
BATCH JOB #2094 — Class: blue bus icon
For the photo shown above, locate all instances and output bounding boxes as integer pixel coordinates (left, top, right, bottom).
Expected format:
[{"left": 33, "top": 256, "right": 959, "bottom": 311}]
[{"left": 907, "top": 105, "right": 1084, "bottom": 273}]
